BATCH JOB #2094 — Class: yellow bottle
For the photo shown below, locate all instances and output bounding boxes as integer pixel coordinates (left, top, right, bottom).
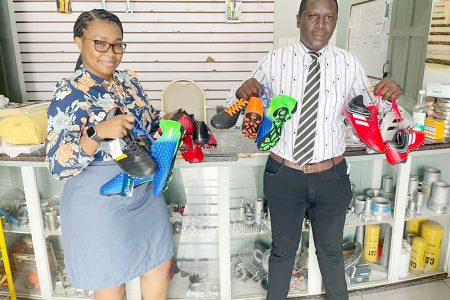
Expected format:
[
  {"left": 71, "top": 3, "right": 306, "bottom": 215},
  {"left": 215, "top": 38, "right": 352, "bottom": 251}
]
[
  {"left": 364, "top": 224, "right": 380, "bottom": 263},
  {"left": 406, "top": 218, "right": 427, "bottom": 235},
  {"left": 421, "top": 221, "right": 444, "bottom": 272},
  {"left": 409, "top": 237, "right": 427, "bottom": 274}
]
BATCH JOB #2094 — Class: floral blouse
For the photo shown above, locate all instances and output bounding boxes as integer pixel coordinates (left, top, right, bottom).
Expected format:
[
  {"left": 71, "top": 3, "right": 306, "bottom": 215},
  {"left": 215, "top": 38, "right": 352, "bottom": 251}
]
[{"left": 46, "top": 66, "right": 159, "bottom": 180}]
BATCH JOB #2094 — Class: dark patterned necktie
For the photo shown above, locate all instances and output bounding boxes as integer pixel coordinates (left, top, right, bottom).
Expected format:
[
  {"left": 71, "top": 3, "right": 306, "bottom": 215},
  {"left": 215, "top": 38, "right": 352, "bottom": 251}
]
[{"left": 293, "top": 52, "right": 321, "bottom": 166}]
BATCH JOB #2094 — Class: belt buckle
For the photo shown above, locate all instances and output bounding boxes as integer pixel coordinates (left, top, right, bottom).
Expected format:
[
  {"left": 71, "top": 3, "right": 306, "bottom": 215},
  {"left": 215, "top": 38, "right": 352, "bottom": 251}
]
[{"left": 302, "top": 164, "right": 314, "bottom": 174}]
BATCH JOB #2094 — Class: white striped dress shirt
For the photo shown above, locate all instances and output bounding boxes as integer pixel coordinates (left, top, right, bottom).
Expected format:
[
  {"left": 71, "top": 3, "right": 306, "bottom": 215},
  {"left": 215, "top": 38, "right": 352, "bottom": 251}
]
[{"left": 232, "top": 42, "right": 384, "bottom": 163}]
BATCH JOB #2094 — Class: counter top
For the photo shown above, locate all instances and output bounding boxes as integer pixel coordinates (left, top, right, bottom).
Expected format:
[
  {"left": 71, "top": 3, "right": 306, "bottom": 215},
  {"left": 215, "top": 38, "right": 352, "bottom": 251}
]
[{"left": 0, "top": 130, "right": 449, "bottom": 163}]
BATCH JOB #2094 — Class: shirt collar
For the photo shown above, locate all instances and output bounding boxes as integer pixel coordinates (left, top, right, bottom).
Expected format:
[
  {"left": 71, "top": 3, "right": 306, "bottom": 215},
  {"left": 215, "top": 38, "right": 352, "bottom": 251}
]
[
  {"left": 297, "top": 41, "right": 329, "bottom": 58},
  {"left": 74, "top": 65, "right": 117, "bottom": 89}
]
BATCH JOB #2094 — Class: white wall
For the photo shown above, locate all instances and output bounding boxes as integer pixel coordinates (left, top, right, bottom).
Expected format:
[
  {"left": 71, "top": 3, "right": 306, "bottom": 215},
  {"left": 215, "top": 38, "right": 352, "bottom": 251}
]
[
  {"left": 13, "top": 0, "right": 274, "bottom": 108},
  {"left": 273, "top": 0, "right": 299, "bottom": 48},
  {"left": 335, "top": 0, "right": 367, "bottom": 49},
  {"left": 273, "top": 0, "right": 339, "bottom": 49},
  {"left": 422, "top": 0, "right": 450, "bottom": 92}
]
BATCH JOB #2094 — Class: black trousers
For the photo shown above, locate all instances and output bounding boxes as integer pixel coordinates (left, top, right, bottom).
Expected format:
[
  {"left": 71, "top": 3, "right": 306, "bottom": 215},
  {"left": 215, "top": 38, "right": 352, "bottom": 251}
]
[{"left": 264, "top": 156, "right": 352, "bottom": 300}]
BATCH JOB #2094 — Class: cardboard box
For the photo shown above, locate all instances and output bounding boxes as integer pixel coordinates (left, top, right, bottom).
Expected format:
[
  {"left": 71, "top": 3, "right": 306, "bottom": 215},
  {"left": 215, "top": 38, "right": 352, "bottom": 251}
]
[
  {"left": 426, "top": 83, "right": 450, "bottom": 98},
  {"left": 425, "top": 118, "right": 446, "bottom": 140}
]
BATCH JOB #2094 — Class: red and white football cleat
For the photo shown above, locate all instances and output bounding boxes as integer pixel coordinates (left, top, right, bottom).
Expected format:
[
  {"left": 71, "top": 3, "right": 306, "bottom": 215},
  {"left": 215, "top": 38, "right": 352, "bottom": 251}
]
[
  {"left": 384, "top": 128, "right": 425, "bottom": 164},
  {"left": 406, "top": 128, "right": 426, "bottom": 152},
  {"left": 343, "top": 95, "right": 385, "bottom": 153},
  {"left": 384, "top": 98, "right": 426, "bottom": 165}
]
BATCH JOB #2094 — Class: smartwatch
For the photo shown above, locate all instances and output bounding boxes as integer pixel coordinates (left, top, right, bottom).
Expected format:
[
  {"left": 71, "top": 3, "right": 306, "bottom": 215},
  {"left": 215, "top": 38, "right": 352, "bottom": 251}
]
[{"left": 86, "top": 125, "right": 104, "bottom": 143}]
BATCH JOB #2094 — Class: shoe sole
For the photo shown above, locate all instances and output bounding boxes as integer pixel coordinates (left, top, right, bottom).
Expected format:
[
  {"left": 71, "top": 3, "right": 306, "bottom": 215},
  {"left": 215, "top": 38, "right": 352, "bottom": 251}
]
[
  {"left": 242, "top": 112, "right": 262, "bottom": 139},
  {"left": 151, "top": 120, "right": 185, "bottom": 196},
  {"left": 257, "top": 102, "right": 298, "bottom": 151}
]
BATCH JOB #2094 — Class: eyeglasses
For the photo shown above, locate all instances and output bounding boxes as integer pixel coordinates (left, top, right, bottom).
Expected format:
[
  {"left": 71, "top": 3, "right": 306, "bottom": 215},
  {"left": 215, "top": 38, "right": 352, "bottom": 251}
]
[{"left": 84, "top": 38, "right": 127, "bottom": 54}]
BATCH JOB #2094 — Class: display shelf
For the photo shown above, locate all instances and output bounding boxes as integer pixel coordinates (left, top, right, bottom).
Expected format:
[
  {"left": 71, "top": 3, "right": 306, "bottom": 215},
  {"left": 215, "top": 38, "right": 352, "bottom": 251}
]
[
  {"left": 0, "top": 273, "right": 40, "bottom": 298},
  {"left": 0, "top": 135, "right": 448, "bottom": 300},
  {"left": 231, "top": 277, "right": 309, "bottom": 299},
  {"left": 168, "top": 269, "right": 220, "bottom": 299},
  {"left": 52, "top": 282, "right": 94, "bottom": 299},
  {"left": 346, "top": 263, "right": 388, "bottom": 290},
  {"left": 45, "top": 229, "right": 62, "bottom": 238},
  {"left": 398, "top": 270, "right": 447, "bottom": 282},
  {"left": 345, "top": 213, "right": 393, "bottom": 227},
  {"left": 230, "top": 228, "right": 310, "bottom": 238},
  {"left": 169, "top": 260, "right": 220, "bottom": 300},
  {"left": 173, "top": 231, "right": 218, "bottom": 244},
  {"left": 405, "top": 205, "right": 450, "bottom": 221},
  {"left": 2, "top": 223, "right": 30, "bottom": 234}
]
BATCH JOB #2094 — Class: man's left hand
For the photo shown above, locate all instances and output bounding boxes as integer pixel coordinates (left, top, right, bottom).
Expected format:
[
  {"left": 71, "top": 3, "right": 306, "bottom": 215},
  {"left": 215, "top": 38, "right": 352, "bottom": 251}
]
[{"left": 371, "top": 78, "right": 402, "bottom": 101}]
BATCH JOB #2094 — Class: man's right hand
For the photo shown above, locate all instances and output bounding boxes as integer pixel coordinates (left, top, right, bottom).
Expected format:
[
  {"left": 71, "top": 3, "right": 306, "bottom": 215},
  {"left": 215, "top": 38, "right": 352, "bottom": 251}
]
[{"left": 236, "top": 78, "right": 264, "bottom": 100}]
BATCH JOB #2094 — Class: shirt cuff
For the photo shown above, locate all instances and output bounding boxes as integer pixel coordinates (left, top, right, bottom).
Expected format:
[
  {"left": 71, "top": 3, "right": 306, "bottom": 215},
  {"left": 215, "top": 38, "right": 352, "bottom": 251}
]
[{"left": 76, "top": 146, "right": 96, "bottom": 168}]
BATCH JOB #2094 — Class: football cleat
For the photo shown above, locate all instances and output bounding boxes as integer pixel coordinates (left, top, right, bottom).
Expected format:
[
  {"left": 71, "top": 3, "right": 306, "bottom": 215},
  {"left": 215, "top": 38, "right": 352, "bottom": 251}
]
[
  {"left": 242, "top": 96, "right": 263, "bottom": 139},
  {"left": 343, "top": 95, "right": 385, "bottom": 153},
  {"left": 180, "top": 135, "right": 204, "bottom": 163},
  {"left": 202, "top": 126, "right": 217, "bottom": 149},
  {"left": 151, "top": 120, "right": 185, "bottom": 196},
  {"left": 384, "top": 128, "right": 425, "bottom": 165},
  {"left": 106, "top": 108, "right": 158, "bottom": 178},
  {"left": 100, "top": 172, "right": 142, "bottom": 197},
  {"left": 210, "top": 98, "right": 249, "bottom": 129},
  {"left": 170, "top": 109, "right": 196, "bottom": 134},
  {"left": 193, "top": 121, "right": 210, "bottom": 145},
  {"left": 256, "top": 95, "right": 298, "bottom": 151}
]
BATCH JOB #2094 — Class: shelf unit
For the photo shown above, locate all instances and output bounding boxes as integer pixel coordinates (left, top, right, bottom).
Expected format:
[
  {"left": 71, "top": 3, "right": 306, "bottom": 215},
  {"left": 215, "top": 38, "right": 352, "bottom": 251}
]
[{"left": 0, "top": 146, "right": 448, "bottom": 299}]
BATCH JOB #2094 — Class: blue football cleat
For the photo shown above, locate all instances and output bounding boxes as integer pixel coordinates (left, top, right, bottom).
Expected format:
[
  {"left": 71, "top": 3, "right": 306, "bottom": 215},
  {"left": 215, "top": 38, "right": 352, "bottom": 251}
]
[{"left": 151, "top": 120, "right": 185, "bottom": 196}]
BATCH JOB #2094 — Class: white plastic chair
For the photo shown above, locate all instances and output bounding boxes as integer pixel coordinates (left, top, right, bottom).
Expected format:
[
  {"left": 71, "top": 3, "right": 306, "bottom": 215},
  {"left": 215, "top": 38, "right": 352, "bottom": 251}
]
[{"left": 161, "top": 79, "right": 207, "bottom": 122}]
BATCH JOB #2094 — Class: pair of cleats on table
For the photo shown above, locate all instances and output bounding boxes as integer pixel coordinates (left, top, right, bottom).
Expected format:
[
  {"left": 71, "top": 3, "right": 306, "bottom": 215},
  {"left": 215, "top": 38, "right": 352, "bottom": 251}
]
[
  {"left": 343, "top": 95, "right": 426, "bottom": 164},
  {"left": 170, "top": 109, "right": 217, "bottom": 163},
  {"left": 210, "top": 95, "right": 298, "bottom": 151}
]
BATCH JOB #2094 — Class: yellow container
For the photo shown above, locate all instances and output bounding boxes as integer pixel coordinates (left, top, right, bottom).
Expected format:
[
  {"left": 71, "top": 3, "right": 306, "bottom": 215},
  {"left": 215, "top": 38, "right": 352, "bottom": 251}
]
[
  {"left": 421, "top": 221, "right": 444, "bottom": 271},
  {"left": 364, "top": 224, "right": 380, "bottom": 263},
  {"left": 409, "top": 237, "right": 427, "bottom": 274},
  {"left": 406, "top": 218, "right": 428, "bottom": 235},
  {"left": 421, "top": 221, "right": 444, "bottom": 246},
  {"left": 425, "top": 117, "right": 445, "bottom": 140}
]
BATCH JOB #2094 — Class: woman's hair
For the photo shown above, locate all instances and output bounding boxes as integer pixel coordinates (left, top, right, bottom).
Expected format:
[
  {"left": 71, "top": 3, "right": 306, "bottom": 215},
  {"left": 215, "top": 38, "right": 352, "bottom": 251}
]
[{"left": 73, "top": 9, "right": 123, "bottom": 71}]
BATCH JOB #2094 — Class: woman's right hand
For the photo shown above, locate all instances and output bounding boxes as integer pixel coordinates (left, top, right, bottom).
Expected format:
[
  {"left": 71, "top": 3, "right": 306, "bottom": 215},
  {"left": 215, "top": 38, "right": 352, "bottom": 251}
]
[{"left": 95, "top": 114, "right": 135, "bottom": 139}]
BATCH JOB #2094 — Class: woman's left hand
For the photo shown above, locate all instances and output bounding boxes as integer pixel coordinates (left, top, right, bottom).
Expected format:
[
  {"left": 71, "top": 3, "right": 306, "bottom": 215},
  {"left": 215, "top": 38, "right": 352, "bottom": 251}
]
[{"left": 370, "top": 78, "right": 403, "bottom": 101}]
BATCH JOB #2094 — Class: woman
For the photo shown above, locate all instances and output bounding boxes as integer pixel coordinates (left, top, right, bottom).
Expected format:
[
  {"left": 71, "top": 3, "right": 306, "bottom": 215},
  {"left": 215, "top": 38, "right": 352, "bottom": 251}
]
[{"left": 46, "top": 9, "right": 173, "bottom": 300}]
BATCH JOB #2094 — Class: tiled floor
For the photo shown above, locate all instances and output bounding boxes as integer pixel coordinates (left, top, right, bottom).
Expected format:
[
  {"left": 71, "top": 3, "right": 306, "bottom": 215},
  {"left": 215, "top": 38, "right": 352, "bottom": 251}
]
[{"left": 349, "top": 279, "right": 450, "bottom": 300}]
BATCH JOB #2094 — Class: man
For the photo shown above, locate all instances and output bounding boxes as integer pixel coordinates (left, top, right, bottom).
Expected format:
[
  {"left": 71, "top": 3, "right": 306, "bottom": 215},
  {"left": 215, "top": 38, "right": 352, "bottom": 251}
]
[{"left": 234, "top": 0, "right": 402, "bottom": 299}]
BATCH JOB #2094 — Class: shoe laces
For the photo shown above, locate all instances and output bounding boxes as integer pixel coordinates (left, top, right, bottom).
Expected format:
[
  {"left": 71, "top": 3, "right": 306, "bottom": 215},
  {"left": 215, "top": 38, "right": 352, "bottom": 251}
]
[
  {"left": 225, "top": 99, "right": 248, "bottom": 116},
  {"left": 124, "top": 135, "right": 140, "bottom": 155}
]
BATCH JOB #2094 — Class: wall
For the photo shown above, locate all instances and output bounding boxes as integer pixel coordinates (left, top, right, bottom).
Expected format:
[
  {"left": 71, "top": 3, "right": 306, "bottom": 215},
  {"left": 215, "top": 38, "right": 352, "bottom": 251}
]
[
  {"left": 273, "top": 0, "right": 338, "bottom": 49},
  {"left": 13, "top": 0, "right": 274, "bottom": 109},
  {"left": 273, "top": 0, "right": 299, "bottom": 48},
  {"left": 335, "top": 0, "right": 367, "bottom": 49},
  {"left": 422, "top": 0, "right": 450, "bottom": 91},
  {"left": 0, "top": 0, "right": 26, "bottom": 102}
]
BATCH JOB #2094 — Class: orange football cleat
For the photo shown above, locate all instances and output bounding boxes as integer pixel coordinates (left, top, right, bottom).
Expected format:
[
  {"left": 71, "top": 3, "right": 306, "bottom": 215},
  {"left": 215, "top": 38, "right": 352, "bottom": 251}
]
[{"left": 242, "top": 97, "right": 264, "bottom": 139}]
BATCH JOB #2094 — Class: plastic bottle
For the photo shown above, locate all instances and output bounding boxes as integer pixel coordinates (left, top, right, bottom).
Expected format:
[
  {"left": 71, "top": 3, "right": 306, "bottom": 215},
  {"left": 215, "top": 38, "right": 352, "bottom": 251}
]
[{"left": 413, "top": 90, "right": 426, "bottom": 131}]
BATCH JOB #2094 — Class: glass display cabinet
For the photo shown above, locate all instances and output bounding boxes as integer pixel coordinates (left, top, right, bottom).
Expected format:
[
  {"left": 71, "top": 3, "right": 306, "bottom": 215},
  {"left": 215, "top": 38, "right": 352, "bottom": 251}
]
[{"left": 0, "top": 133, "right": 449, "bottom": 300}]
